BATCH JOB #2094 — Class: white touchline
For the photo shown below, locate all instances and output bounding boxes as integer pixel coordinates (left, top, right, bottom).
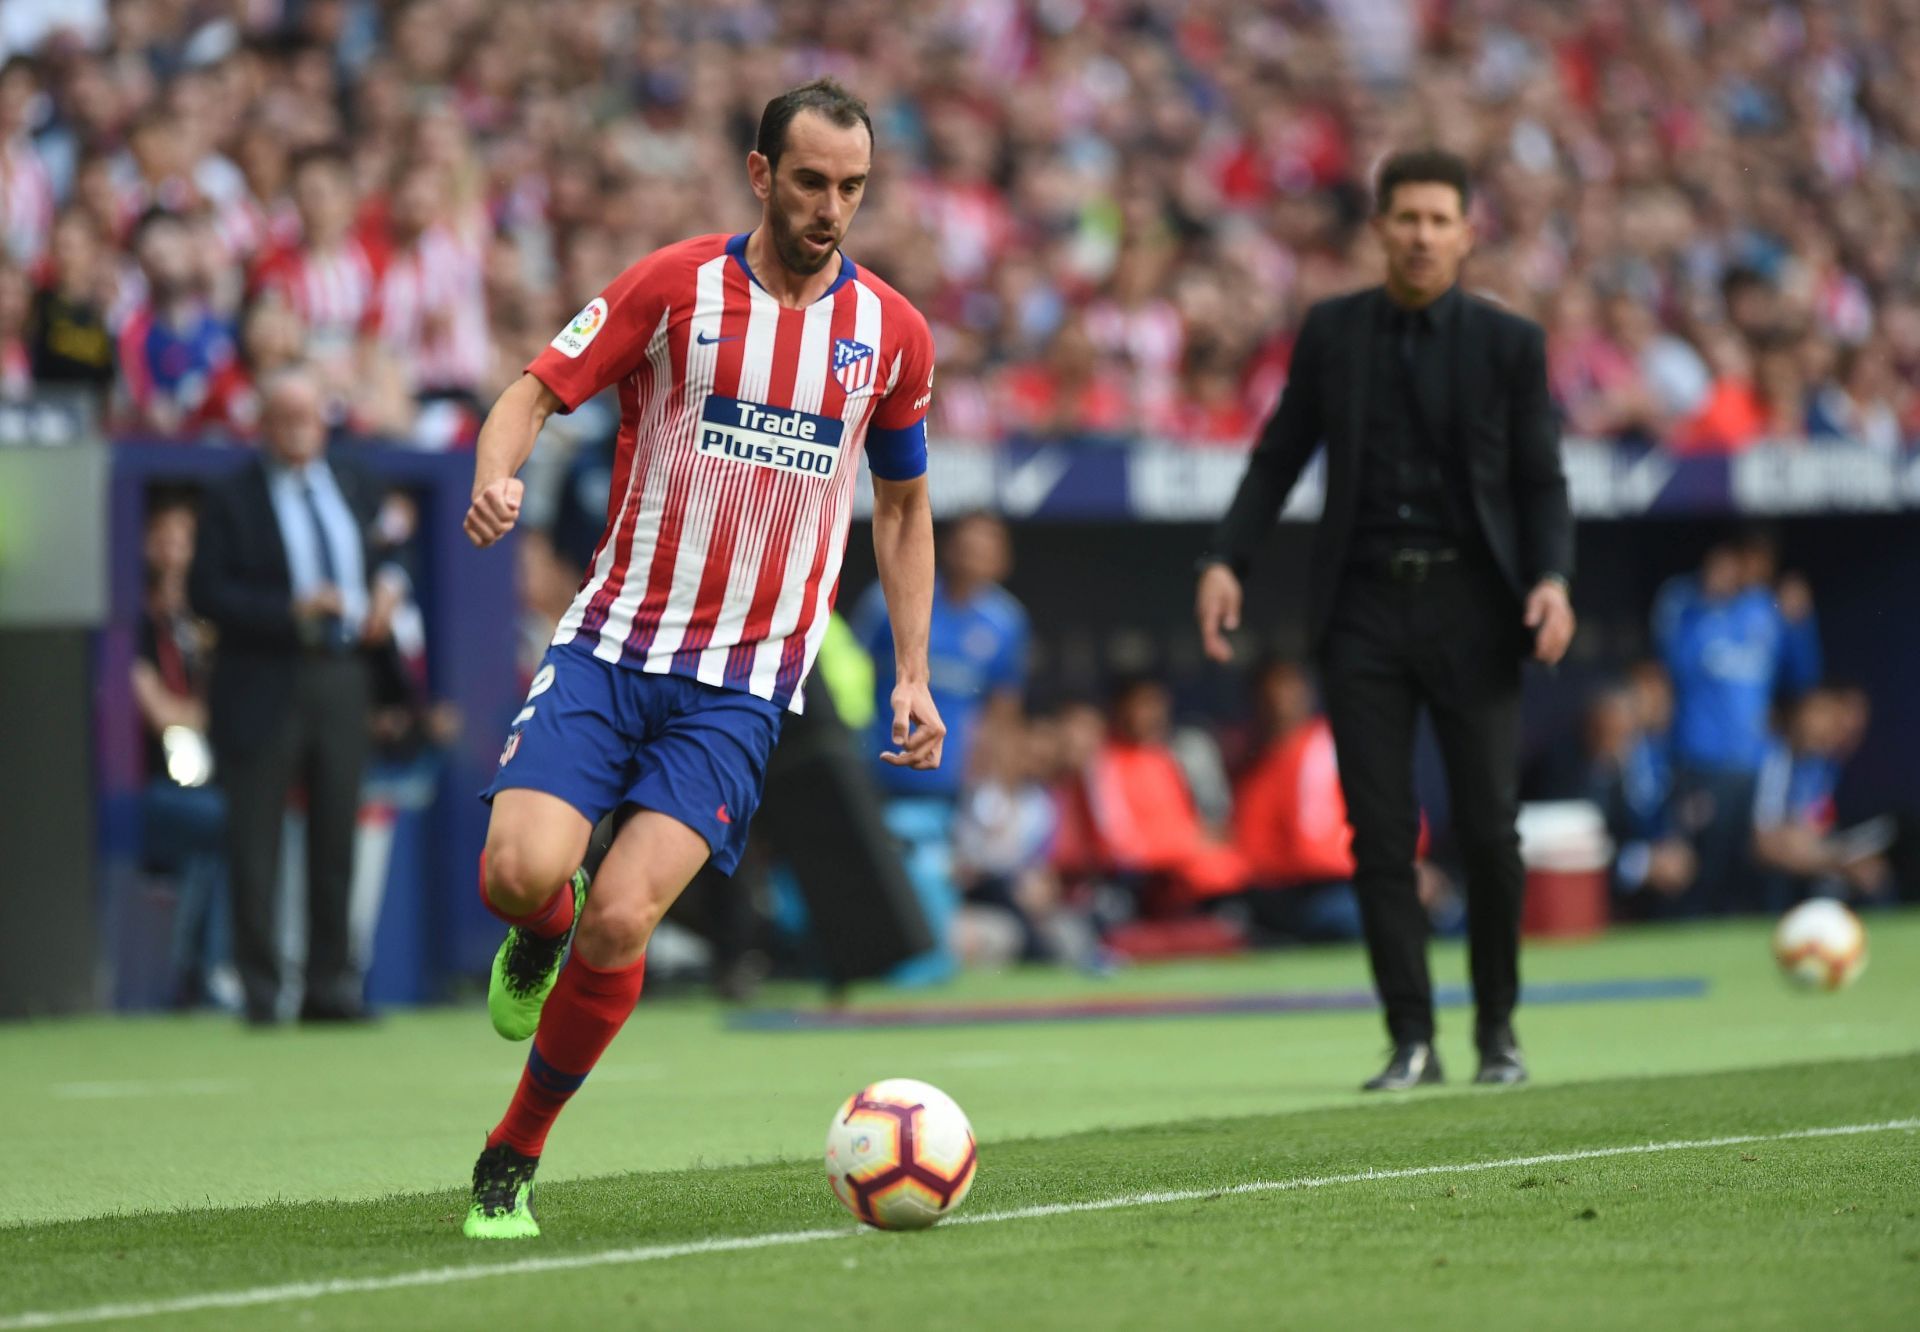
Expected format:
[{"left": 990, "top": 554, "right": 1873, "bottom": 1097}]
[{"left": 3, "top": 1119, "right": 1914, "bottom": 1330}]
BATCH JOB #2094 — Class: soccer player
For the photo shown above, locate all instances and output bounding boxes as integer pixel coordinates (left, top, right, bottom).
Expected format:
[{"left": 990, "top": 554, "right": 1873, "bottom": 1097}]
[{"left": 457, "top": 78, "right": 944, "bottom": 1239}]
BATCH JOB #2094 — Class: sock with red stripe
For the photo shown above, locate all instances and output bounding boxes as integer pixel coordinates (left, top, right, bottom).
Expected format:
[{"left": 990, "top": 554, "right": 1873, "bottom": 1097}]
[
  {"left": 486, "top": 951, "right": 646, "bottom": 1157},
  {"left": 477, "top": 850, "right": 578, "bottom": 941}
]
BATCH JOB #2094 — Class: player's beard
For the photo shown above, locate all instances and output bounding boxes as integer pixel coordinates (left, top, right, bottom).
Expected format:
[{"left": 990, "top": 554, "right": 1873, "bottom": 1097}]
[{"left": 770, "top": 205, "right": 839, "bottom": 276}]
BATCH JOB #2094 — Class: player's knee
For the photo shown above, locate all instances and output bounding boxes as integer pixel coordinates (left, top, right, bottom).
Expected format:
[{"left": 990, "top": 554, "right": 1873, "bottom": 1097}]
[
  {"left": 483, "top": 840, "right": 565, "bottom": 918},
  {"left": 575, "top": 893, "right": 666, "bottom": 967}
]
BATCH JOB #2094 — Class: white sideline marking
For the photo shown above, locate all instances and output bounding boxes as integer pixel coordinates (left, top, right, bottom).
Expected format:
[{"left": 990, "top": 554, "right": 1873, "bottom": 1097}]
[{"left": 3, "top": 1118, "right": 1913, "bottom": 1330}]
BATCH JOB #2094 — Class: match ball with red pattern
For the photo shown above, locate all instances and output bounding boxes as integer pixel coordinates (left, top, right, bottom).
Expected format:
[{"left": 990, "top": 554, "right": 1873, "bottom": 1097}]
[
  {"left": 1772, "top": 899, "right": 1867, "bottom": 991},
  {"left": 825, "top": 1078, "right": 978, "bottom": 1230}
]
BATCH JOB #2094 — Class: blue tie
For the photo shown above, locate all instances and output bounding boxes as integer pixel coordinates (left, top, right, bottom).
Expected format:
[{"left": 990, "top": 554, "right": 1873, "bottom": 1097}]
[{"left": 301, "top": 481, "right": 349, "bottom": 650}]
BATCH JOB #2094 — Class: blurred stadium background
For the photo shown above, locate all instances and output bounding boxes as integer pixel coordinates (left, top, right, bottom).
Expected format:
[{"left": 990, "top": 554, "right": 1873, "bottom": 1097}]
[{"left": 1, "top": 0, "right": 1918, "bottom": 1019}]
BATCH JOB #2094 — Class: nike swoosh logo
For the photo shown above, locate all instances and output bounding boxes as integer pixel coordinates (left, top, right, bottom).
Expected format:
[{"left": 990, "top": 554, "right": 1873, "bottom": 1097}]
[{"left": 697, "top": 331, "right": 742, "bottom": 345}]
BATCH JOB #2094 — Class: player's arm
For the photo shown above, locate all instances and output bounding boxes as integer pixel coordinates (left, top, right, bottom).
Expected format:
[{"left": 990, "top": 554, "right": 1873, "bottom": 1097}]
[
  {"left": 867, "top": 308, "right": 942, "bottom": 768},
  {"left": 870, "top": 472, "right": 943, "bottom": 770},
  {"left": 465, "top": 373, "right": 565, "bottom": 548},
  {"left": 467, "top": 257, "right": 669, "bottom": 548}
]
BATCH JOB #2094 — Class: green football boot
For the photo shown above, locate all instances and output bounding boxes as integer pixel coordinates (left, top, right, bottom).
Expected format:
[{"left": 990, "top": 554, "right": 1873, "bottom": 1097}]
[
  {"left": 463, "top": 1143, "right": 541, "bottom": 1239},
  {"left": 487, "top": 869, "right": 588, "bottom": 1041}
]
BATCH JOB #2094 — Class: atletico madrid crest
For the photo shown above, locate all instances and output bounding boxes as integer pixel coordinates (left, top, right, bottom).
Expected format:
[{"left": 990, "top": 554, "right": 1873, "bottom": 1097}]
[{"left": 832, "top": 337, "right": 875, "bottom": 393}]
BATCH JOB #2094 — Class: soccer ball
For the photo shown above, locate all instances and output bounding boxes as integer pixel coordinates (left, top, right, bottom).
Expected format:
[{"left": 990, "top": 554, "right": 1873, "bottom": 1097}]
[
  {"left": 1772, "top": 899, "right": 1867, "bottom": 991},
  {"left": 825, "top": 1078, "right": 978, "bottom": 1230}
]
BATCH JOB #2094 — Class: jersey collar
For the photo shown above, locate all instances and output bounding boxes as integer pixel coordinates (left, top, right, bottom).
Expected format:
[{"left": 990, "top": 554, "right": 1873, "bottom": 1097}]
[{"left": 727, "top": 232, "right": 855, "bottom": 304}]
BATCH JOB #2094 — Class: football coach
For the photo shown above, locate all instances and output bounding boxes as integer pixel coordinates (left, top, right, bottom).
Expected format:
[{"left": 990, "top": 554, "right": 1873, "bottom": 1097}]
[{"left": 1195, "top": 148, "right": 1575, "bottom": 1091}]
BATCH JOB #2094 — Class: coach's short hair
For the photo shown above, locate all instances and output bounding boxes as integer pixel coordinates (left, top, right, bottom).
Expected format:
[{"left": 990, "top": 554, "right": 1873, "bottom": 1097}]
[
  {"left": 1375, "top": 148, "right": 1472, "bottom": 216},
  {"left": 756, "top": 78, "right": 873, "bottom": 173}
]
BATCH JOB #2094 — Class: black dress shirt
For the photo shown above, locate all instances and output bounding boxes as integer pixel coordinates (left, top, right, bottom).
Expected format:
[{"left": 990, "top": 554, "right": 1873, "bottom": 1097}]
[{"left": 1350, "top": 285, "right": 1466, "bottom": 559}]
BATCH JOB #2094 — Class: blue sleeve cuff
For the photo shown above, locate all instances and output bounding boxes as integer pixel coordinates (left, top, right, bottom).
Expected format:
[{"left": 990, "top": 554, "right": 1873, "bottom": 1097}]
[{"left": 866, "top": 420, "right": 928, "bottom": 481}]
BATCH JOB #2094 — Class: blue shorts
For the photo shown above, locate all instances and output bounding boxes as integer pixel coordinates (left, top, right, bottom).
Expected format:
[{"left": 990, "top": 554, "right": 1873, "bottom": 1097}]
[{"left": 482, "top": 641, "right": 785, "bottom": 875}]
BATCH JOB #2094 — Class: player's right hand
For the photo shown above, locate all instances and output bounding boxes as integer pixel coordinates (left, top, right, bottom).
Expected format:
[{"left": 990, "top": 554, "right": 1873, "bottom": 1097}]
[
  {"left": 465, "top": 478, "right": 525, "bottom": 548},
  {"left": 1196, "top": 563, "right": 1243, "bottom": 663}
]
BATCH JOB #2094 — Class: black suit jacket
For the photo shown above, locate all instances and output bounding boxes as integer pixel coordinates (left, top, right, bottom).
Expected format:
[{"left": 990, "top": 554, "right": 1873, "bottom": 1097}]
[
  {"left": 187, "top": 454, "right": 381, "bottom": 758},
  {"left": 1212, "top": 285, "right": 1574, "bottom": 649}
]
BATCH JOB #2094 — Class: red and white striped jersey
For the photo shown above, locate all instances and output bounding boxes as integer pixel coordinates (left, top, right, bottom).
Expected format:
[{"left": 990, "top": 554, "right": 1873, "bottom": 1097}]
[
  {"left": 250, "top": 238, "right": 383, "bottom": 364},
  {"left": 0, "top": 137, "right": 53, "bottom": 265},
  {"left": 377, "top": 222, "right": 489, "bottom": 394},
  {"left": 529, "top": 232, "right": 935, "bottom": 714}
]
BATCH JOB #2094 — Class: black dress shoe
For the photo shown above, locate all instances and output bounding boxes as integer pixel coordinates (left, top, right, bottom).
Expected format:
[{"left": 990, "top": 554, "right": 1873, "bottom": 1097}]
[
  {"left": 1474, "top": 1035, "right": 1528, "bottom": 1085},
  {"left": 1362, "top": 1041, "right": 1444, "bottom": 1091}
]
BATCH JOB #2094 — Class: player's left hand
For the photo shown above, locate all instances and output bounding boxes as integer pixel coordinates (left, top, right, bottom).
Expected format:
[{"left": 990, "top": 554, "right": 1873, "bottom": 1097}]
[
  {"left": 1524, "top": 578, "right": 1576, "bottom": 665},
  {"left": 881, "top": 680, "right": 946, "bottom": 770}
]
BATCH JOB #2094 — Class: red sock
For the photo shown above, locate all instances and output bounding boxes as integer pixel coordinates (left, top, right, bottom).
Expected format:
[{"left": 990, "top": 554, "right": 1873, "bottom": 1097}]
[
  {"left": 486, "top": 951, "right": 646, "bottom": 1157},
  {"left": 477, "top": 851, "right": 577, "bottom": 940}
]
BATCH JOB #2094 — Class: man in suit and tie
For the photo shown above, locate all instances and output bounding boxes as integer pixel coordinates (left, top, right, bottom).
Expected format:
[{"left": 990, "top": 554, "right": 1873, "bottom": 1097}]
[
  {"left": 189, "top": 366, "right": 401, "bottom": 1024},
  {"left": 1195, "top": 148, "right": 1576, "bottom": 1090}
]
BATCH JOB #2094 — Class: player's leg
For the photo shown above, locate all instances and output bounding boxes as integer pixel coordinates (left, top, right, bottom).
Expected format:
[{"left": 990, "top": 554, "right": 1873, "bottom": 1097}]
[
  {"left": 466, "top": 808, "right": 709, "bottom": 1240},
  {"left": 465, "top": 648, "right": 636, "bottom": 1240},
  {"left": 466, "top": 678, "right": 782, "bottom": 1240},
  {"left": 480, "top": 790, "right": 594, "bottom": 1039},
  {"left": 479, "top": 650, "right": 634, "bottom": 1042}
]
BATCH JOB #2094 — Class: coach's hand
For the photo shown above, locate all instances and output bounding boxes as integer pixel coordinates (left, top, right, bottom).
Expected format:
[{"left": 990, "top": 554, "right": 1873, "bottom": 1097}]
[
  {"left": 881, "top": 679, "right": 946, "bottom": 770},
  {"left": 1525, "top": 578, "right": 1576, "bottom": 666},
  {"left": 1196, "top": 563, "right": 1243, "bottom": 663},
  {"left": 464, "top": 478, "right": 525, "bottom": 548}
]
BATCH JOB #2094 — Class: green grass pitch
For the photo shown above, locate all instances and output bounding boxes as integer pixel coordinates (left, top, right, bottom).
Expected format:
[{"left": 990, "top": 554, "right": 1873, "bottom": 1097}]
[{"left": 2, "top": 913, "right": 1916, "bottom": 1329}]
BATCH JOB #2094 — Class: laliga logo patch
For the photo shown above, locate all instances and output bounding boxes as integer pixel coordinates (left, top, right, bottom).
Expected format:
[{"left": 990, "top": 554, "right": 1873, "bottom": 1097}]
[
  {"left": 551, "top": 297, "right": 608, "bottom": 358},
  {"left": 833, "top": 337, "right": 875, "bottom": 393}
]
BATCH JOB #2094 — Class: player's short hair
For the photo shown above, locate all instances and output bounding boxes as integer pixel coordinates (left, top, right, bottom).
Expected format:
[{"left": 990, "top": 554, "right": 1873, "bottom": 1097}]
[
  {"left": 1375, "top": 147, "right": 1472, "bottom": 216},
  {"left": 756, "top": 78, "right": 873, "bottom": 174}
]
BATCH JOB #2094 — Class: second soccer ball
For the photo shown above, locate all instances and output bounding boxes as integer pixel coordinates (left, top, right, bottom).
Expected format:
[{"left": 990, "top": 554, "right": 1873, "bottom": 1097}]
[{"left": 1772, "top": 898, "right": 1868, "bottom": 991}]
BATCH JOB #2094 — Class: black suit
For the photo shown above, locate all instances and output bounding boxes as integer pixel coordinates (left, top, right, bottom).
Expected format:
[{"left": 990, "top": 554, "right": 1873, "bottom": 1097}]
[
  {"left": 188, "top": 454, "right": 381, "bottom": 1021},
  {"left": 1211, "top": 285, "right": 1573, "bottom": 1048}
]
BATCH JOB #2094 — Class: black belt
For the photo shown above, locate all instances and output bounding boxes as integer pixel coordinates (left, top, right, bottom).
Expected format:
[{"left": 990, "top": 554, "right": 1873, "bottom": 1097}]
[{"left": 1354, "top": 547, "right": 1462, "bottom": 585}]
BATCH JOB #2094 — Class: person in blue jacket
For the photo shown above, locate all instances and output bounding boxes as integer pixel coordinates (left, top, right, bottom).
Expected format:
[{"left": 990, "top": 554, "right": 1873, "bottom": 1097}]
[
  {"left": 852, "top": 511, "right": 1029, "bottom": 981},
  {"left": 1651, "top": 528, "right": 1820, "bottom": 915},
  {"left": 854, "top": 510, "right": 1030, "bottom": 805}
]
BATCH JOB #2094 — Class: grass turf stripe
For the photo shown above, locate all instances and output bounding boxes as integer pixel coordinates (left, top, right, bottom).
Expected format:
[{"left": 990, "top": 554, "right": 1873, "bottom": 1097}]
[{"left": 3, "top": 1117, "right": 1912, "bottom": 1330}]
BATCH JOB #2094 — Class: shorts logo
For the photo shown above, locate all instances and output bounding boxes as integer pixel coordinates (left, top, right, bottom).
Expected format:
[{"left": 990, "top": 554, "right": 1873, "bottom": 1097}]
[
  {"left": 833, "top": 338, "right": 875, "bottom": 393},
  {"left": 498, "top": 731, "right": 522, "bottom": 767},
  {"left": 551, "top": 298, "right": 609, "bottom": 358}
]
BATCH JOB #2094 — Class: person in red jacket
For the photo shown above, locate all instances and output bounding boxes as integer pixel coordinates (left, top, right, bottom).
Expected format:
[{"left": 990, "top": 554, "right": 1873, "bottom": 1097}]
[
  {"left": 1232, "top": 659, "right": 1445, "bottom": 943},
  {"left": 1081, "top": 676, "right": 1247, "bottom": 910}
]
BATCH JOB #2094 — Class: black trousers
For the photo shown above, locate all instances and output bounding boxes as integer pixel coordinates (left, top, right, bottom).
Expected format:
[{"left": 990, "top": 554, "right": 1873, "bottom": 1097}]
[
  {"left": 1318, "top": 553, "right": 1526, "bottom": 1047},
  {"left": 217, "top": 655, "right": 371, "bottom": 1020}
]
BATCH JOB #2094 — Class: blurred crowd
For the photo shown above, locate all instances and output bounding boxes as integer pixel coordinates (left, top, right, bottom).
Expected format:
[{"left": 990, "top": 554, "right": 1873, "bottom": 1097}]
[{"left": 4, "top": 0, "right": 1919, "bottom": 452}]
